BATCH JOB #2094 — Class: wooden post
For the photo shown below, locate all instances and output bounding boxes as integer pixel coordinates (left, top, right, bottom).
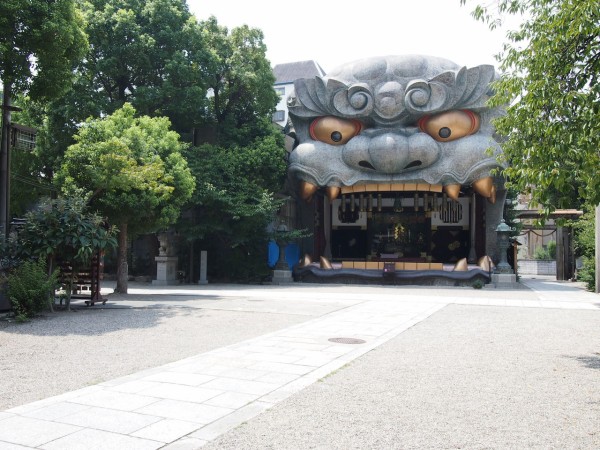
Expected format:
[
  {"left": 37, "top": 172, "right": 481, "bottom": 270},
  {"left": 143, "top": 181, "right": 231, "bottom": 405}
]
[{"left": 556, "top": 226, "right": 565, "bottom": 281}]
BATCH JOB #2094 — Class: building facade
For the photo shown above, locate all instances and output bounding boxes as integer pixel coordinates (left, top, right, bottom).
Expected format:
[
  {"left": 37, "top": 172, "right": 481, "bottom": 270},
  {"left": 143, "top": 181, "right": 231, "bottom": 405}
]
[
  {"left": 272, "top": 60, "right": 326, "bottom": 128},
  {"left": 285, "top": 55, "right": 507, "bottom": 284}
]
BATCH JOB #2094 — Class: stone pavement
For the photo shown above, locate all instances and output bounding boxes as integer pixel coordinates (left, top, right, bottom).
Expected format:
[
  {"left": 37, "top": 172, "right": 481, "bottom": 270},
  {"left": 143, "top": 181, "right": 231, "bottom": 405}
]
[{"left": 0, "top": 277, "right": 598, "bottom": 449}]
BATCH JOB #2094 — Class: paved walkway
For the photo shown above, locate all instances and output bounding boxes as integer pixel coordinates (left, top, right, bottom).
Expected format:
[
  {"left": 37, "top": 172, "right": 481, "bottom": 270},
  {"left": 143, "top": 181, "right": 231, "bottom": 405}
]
[{"left": 0, "top": 277, "right": 598, "bottom": 449}]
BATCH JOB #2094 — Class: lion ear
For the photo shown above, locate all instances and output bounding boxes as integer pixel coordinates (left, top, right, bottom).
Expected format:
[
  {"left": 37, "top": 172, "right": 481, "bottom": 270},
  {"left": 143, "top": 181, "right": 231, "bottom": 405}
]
[
  {"left": 289, "top": 78, "right": 330, "bottom": 117},
  {"left": 456, "top": 65, "right": 497, "bottom": 108}
]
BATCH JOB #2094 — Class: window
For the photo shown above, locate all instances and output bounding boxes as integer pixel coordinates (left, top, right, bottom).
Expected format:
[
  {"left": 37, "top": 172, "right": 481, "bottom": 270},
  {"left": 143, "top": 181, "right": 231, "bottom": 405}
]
[
  {"left": 275, "top": 87, "right": 285, "bottom": 97},
  {"left": 273, "top": 110, "right": 285, "bottom": 122}
]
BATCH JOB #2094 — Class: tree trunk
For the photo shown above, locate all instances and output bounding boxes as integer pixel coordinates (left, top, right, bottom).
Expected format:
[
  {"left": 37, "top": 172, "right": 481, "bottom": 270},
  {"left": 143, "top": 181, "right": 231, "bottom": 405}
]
[
  {"left": 115, "top": 222, "right": 128, "bottom": 294},
  {"left": 47, "top": 255, "right": 55, "bottom": 313},
  {"left": 66, "top": 269, "right": 75, "bottom": 311}
]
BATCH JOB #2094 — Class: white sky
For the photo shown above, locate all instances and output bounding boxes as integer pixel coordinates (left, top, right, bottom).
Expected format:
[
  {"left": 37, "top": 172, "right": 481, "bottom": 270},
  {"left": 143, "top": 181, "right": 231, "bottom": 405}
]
[{"left": 186, "top": 0, "right": 521, "bottom": 73}]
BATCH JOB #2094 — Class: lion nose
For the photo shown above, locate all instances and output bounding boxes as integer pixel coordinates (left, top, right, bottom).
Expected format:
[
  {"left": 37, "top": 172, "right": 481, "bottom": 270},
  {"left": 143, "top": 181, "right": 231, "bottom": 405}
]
[
  {"left": 341, "top": 130, "right": 441, "bottom": 174},
  {"left": 374, "top": 130, "right": 442, "bottom": 173},
  {"left": 367, "top": 133, "right": 412, "bottom": 173}
]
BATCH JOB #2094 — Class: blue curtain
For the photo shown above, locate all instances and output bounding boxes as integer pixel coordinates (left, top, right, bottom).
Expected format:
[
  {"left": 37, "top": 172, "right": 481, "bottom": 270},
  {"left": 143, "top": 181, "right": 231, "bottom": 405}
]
[{"left": 267, "top": 241, "right": 300, "bottom": 269}]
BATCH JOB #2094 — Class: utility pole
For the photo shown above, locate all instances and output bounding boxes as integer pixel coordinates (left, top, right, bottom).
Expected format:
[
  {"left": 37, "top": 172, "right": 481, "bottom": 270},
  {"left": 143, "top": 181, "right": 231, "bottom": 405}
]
[
  {"left": 0, "top": 86, "right": 11, "bottom": 241},
  {"left": 595, "top": 204, "right": 600, "bottom": 294}
]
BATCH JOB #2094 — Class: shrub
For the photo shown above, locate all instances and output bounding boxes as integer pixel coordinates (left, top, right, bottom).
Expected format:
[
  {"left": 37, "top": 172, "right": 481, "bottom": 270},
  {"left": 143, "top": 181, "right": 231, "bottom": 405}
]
[
  {"left": 7, "top": 259, "right": 58, "bottom": 321},
  {"left": 472, "top": 279, "right": 484, "bottom": 289},
  {"left": 533, "top": 240, "right": 556, "bottom": 260},
  {"left": 572, "top": 210, "right": 595, "bottom": 290},
  {"left": 577, "top": 256, "right": 595, "bottom": 291},
  {"left": 8, "top": 196, "right": 117, "bottom": 309}
]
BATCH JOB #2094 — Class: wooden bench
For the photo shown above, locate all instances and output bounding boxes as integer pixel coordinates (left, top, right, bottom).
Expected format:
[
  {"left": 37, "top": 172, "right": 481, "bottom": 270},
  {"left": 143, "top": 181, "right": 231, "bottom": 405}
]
[{"left": 57, "top": 252, "right": 104, "bottom": 306}]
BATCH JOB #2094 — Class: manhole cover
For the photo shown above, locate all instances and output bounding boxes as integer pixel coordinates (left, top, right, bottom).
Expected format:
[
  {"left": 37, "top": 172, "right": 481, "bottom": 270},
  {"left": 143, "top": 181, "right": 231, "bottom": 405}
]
[{"left": 328, "top": 337, "right": 366, "bottom": 345}]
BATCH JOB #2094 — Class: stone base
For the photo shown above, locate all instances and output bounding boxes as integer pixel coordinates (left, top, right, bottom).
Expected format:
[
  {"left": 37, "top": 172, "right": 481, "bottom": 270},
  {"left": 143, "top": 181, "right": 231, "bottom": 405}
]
[
  {"left": 152, "top": 279, "right": 179, "bottom": 286},
  {"left": 491, "top": 273, "right": 519, "bottom": 289},
  {"left": 153, "top": 256, "right": 178, "bottom": 286},
  {"left": 271, "top": 269, "right": 293, "bottom": 285}
]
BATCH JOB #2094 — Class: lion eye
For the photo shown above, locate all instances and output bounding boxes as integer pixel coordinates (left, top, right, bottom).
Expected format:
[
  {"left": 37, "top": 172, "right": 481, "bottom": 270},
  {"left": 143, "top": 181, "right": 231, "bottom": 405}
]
[
  {"left": 418, "top": 110, "right": 480, "bottom": 142},
  {"left": 309, "top": 116, "right": 362, "bottom": 145}
]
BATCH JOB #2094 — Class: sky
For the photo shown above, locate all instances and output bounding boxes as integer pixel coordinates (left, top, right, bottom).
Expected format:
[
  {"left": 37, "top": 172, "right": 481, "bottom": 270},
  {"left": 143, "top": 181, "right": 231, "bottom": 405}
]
[{"left": 186, "top": 0, "right": 521, "bottom": 73}]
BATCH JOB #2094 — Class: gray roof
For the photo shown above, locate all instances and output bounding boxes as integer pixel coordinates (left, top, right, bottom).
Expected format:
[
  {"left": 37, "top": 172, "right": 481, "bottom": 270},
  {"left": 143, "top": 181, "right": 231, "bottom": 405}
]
[{"left": 273, "top": 60, "right": 326, "bottom": 84}]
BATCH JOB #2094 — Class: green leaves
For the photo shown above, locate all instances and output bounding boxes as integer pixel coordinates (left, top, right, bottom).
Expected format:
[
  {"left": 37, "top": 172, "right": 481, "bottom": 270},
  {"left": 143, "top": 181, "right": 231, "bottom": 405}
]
[
  {"left": 78, "top": 0, "right": 208, "bottom": 132},
  {"left": 466, "top": 0, "right": 600, "bottom": 209},
  {"left": 0, "top": 0, "right": 88, "bottom": 100},
  {"left": 7, "top": 259, "right": 59, "bottom": 319},
  {"left": 181, "top": 131, "right": 286, "bottom": 249},
  {"left": 9, "top": 195, "right": 117, "bottom": 266},
  {"left": 200, "top": 18, "right": 279, "bottom": 146},
  {"left": 56, "top": 103, "right": 195, "bottom": 235}
]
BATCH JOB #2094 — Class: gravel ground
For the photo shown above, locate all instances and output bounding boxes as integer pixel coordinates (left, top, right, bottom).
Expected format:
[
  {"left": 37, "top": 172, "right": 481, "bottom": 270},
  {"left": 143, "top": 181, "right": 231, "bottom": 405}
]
[
  {"left": 205, "top": 304, "right": 600, "bottom": 450},
  {"left": 0, "top": 299, "right": 306, "bottom": 410}
]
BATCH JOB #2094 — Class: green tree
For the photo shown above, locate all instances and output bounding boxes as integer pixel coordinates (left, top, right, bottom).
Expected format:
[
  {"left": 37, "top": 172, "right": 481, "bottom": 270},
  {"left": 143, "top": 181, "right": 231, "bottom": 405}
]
[
  {"left": 3, "top": 196, "right": 118, "bottom": 310},
  {"left": 182, "top": 132, "right": 287, "bottom": 281},
  {"left": 5, "top": 94, "right": 62, "bottom": 217},
  {"left": 0, "top": 0, "right": 87, "bottom": 101},
  {"left": 172, "top": 18, "right": 285, "bottom": 281},
  {"left": 5, "top": 3, "right": 285, "bottom": 283},
  {"left": 56, "top": 104, "right": 195, "bottom": 293},
  {"left": 463, "top": 0, "right": 600, "bottom": 210},
  {"left": 200, "top": 18, "right": 279, "bottom": 146},
  {"left": 11, "top": 0, "right": 209, "bottom": 198},
  {"left": 78, "top": 0, "right": 208, "bottom": 132},
  {"left": 0, "top": 0, "right": 88, "bottom": 236}
]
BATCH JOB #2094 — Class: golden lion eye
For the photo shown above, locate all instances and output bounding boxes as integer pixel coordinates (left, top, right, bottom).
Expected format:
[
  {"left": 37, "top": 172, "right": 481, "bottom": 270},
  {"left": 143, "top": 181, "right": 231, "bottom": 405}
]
[
  {"left": 418, "top": 110, "right": 480, "bottom": 142},
  {"left": 309, "top": 116, "right": 362, "bottom": 145}
]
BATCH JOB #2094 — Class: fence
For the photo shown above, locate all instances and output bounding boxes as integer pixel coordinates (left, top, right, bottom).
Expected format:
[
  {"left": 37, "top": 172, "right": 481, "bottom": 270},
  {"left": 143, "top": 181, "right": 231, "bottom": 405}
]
[{"left": 518, "top": 259, "right": 556, "bottom": 276}]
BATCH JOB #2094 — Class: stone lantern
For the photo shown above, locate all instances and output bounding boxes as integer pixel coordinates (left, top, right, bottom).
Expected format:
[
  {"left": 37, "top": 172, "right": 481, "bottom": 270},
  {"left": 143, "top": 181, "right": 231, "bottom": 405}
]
[
  {"left": 272, "top": 222, "right": 293, "bottom": 284},
  {"left": 491, "top": 219, "right": 518, "bottom": 288},
  {"left": 274, "top": 223, "right": 290, "bottom": 271},
  {"left": 494, "top": 219, "right": 514, "bottom": 274}
]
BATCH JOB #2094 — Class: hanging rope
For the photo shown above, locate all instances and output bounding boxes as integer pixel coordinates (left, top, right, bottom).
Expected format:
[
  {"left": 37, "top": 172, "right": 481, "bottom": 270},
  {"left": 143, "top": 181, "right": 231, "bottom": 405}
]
[{"left": 518, "top": 229, "right": 556, "bottom": 238}]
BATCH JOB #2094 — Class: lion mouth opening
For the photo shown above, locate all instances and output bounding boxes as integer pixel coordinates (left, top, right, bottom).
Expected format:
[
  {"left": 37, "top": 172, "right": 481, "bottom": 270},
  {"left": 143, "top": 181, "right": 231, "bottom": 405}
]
[{"left": 299, "top": 176, "right": 497, "bottom": 204}]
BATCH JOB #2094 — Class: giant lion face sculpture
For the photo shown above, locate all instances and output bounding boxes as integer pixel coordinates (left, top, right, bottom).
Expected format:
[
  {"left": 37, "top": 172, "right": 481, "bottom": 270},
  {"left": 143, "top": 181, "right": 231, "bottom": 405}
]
[{"left": 287, "top": 55, "right": 504, "bottom": 202}]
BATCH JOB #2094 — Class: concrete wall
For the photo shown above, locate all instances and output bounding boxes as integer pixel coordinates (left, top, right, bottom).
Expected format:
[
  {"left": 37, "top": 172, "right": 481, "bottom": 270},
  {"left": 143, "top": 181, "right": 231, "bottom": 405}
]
[{"left": 518, "top": 259, "right": 556, "bottom": 276}]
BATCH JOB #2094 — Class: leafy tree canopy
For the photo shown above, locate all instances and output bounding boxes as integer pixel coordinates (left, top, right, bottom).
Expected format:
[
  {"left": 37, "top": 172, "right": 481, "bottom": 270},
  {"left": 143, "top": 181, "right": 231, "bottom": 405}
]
[
  {"left": 78, "top": 3, "right": 277, "bottom": 142},
  {"left": 200, "top": 17, "right": 278, "bottom": 146},
  {"left": 1, "top": 195, "right": 116, "bottom": 269},
  {"left": 79, "top": 0, "right": 209, "bottom": 130},
  {"left": 5, "top": 1, "right": 285, "bottom": 283},
  {"left": 56, "top": 103, "right": 195, "bottom": 234},
  {"left": 0, "top": 0, "right": 87, "bottom": 99},
  {"left": 184, "top": 131, "right": 286, "bottom": 240},
  {"left": 181, "top": 130, "right": 287, "bottom": 280},
  {"left": 464, "top": 0, "right": 600, "bottom": 210},
  {"left": 18, "top": 2, "right": 278, "bottom": 180},
  {"left": 56, "top": 103, "right": 195, "bottom": 292}
]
